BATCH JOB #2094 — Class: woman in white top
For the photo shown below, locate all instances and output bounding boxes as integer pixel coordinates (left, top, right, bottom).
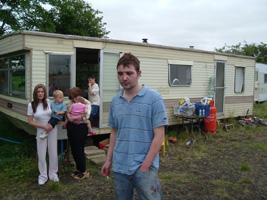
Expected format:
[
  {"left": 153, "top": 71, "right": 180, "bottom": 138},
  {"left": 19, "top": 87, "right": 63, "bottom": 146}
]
[{"left": 27, "top": 84, "right": 58, "bottom": 185}]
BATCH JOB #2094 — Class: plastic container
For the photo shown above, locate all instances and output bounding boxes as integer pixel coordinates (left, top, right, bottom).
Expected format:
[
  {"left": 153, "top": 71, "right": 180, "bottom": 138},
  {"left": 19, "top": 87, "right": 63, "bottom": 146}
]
[
  {"left": 186, "top": 104, "right": 195, "bottom": 116},
  {"left": 194, "top": 102, "right": 211, "bottom": 116}
]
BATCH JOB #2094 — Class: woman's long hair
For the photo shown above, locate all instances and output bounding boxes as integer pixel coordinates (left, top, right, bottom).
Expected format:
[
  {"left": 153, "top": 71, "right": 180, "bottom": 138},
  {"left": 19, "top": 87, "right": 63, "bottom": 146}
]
[{"left": 31, "top": 84, "right": 48, "bottom": 113}]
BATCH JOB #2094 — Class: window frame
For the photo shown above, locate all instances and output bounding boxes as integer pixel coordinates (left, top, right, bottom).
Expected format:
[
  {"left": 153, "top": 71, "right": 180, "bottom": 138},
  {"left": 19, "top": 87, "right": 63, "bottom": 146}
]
[
  {"left": 234, "top": 66, "right": 245, "bottom": 93},
  {"left": 0, "top": 53, "right": 26, "bottom": 99},
  {"left": 46, "top": 52, "right": 74, "bottom": 98},
  {"left": 168, "top": 64, "right": 192, "bottom": 87}
]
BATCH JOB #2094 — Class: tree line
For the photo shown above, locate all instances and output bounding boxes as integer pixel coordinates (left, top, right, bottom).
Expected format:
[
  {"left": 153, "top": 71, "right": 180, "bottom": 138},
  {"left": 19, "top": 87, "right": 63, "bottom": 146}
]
[
  {"left": 0, "top": 0, "right": 109, "bottom": 37},
  {"left": 215, "top": 42, "right": 267, "bottom": 64}
]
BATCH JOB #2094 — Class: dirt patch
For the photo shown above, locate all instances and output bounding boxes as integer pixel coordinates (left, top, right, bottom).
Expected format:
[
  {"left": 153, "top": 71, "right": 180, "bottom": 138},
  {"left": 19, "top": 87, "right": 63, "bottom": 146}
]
[{"left": 1, "top": 126, "right": 267, "bottom": 200}]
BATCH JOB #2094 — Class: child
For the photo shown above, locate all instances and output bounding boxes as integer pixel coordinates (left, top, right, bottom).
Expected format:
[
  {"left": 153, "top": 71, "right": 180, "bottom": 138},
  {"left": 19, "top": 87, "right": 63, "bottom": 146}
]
[
  {"left": 40, "top": 90, "right": 67, "bottom": 139},
  {"left": 69, "top": 96, "right": 96, "bottom": 135}
]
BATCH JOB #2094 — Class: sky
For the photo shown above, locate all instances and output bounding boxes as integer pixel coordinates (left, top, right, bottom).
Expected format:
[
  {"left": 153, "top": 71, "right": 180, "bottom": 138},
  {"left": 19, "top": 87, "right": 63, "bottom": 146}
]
[{"left": 86, "top": 0, "right": 267, "bottom": 51}]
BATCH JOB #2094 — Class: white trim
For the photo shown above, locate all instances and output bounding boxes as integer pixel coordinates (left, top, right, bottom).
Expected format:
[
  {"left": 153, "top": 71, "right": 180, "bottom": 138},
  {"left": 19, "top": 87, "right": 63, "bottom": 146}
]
[
  {"left": 44, "top": 51, "right": 74, "bottom": 55},
  {"left": 167, "top": 59, "right": 193, "bottom": 66}
]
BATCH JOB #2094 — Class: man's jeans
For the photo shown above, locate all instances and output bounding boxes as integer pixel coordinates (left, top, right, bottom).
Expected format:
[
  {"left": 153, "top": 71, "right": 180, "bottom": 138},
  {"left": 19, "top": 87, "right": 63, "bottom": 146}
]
[{"left": 113, "top": 167, "right": 162, "bottom": 200}]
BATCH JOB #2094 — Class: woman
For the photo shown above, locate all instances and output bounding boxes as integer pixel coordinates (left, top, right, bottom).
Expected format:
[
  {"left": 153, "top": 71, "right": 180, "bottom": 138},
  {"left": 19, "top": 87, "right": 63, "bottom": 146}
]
[
  {"left": 66, "top": 87, "right": 90, "bottom": 180},
  {"left": 27, "top": 84, "right": 59, "bottom": 185}
]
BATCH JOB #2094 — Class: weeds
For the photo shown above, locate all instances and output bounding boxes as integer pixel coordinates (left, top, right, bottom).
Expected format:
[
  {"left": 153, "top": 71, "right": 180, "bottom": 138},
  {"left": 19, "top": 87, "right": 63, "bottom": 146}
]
[
  {"left": 49, "top": 181, "right": 63, "bottom": 192},
  {"left": 240, "top": 163, "right": 250, "bottom": 171}
]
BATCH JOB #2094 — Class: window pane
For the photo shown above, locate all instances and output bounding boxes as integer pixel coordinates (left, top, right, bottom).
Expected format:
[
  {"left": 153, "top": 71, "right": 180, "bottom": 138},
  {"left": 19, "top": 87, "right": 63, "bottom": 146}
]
[
  {"left": 216, "top": 62, "right": 225, "bottom": 87},
  {"left": 235, "top": 67, "right": 244, "bottom": 93},
  {"left": 169, "top": 64, "right": 191, "bottom": 86},
  {"left": 0, "top": 58, "right": 8, "bottom": 69},
  {"left": 264, "top": 74, "right": 267, "bottom": 83},
  {"left": 49, "top": 55, "right": 71, "bottom": 97},
  {"left": 11, "top": 55, "right": 25, "bottom": 70},
  {"left": 255, "top": 71, "right": 258, "bottom": 81},
  {"left": 11, "top": 70, "right": 25, "bottom": 98},
  {"left": 0, "top": 70, "right": 9, "bottom": 95}
]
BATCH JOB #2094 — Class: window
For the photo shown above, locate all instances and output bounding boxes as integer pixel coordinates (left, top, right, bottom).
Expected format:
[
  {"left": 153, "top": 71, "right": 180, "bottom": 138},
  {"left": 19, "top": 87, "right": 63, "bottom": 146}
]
[
  {"left": 235, "top": 67, "right": 245, "bottom": 93},
  {"left": 169, "top": 64, "right": 191, "bottom": 86},
  {"left": 48, "top": 54, "right": 71, "bottom": 97},
  {"left": 264, "top": 74, "right": 267, "bottom": 84},
  {"left": 0, "top": 54, "right": 25, "bottom": 98},
  {"left": 255, "top": 71, "right": 258, "bottom": 81}
]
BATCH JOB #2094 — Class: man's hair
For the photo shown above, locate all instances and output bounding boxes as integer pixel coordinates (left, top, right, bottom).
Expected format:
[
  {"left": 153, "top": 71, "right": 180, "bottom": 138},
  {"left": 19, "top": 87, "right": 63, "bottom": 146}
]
[
  {"left": 88, "top": 74, "right": 95, "bottom": 79},
  {"left": 116, "top": 53, "right": 140, "bottom": 73},
  {"left": 53, "top": 90, "right": 63, "bottom": 97}
]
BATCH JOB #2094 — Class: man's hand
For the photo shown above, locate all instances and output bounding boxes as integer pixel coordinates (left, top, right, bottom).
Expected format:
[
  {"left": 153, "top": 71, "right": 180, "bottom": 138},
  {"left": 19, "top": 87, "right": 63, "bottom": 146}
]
[
  {"left": 101, "top": 160, "right": 112, "bottom": 176},
  {"left": 139, "top": 164, "right": 150, "bottom": 173}
]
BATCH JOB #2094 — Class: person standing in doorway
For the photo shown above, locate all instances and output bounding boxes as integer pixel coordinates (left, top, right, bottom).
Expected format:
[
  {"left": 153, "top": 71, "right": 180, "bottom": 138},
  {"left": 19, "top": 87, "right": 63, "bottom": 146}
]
[
  {"left": 101, "top": 53, "right": 169, "bottom": 199},
  {"left": 88, "top": 74, "right": 100, "bottom": 126}
]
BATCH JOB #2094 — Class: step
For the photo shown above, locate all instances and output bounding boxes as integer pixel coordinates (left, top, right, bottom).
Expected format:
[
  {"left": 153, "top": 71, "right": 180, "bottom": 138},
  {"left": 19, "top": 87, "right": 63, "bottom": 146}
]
[
  {"left": 90, "top": 155, "right": 107, "bottom": 165},
  {"left": 86, "top": 154, "right": 106, "bottom": 160},
  {"left": 84, "top": 148, "right": 105, "bottom": 157}
]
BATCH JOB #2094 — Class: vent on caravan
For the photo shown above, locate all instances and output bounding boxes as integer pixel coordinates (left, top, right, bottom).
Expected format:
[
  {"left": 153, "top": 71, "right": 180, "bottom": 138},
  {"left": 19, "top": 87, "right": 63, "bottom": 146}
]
[{"left": 142, "top": 38, "right": 148, "bottom": 43}]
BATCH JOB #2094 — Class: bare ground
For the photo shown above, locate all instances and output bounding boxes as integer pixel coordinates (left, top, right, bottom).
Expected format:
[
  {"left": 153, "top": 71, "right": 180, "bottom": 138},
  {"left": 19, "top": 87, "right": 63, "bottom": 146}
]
[{"left": 1, "top": 125, "right": 267, "bottom": 200}]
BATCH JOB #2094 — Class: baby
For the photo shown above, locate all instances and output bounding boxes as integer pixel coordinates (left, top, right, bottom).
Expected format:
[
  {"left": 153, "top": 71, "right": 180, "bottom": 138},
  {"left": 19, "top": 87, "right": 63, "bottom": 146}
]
[
  {"left": 69, "top": 96, "right": 96, "bottom": 135},
  {"left": 40, "top": 90, "right": 67, "bottom": 139}
]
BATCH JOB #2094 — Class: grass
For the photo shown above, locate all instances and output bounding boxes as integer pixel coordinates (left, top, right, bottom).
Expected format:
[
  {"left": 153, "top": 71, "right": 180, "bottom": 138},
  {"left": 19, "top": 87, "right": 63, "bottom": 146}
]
[
  {"left": 0, "top": 113, "right": 37, "bottom": 184},
  {"left": 240, "top": 163, "right": 251, "bottom": 171}
]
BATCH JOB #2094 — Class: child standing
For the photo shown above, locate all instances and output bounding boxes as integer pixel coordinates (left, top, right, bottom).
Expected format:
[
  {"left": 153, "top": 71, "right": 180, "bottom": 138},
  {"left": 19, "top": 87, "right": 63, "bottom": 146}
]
[
  {"left": 40, "top": 90, "right": 67, "bottom": 139},
  {"left": 70, "top": 96, "right": 96, "bottom": 135}
]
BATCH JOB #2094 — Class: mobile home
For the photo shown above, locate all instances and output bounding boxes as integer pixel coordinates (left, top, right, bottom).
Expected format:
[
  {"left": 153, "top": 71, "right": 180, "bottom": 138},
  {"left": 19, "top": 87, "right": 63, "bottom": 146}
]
[
  {"left": 254, "top": 62, "right": 267, "bottom": 102},
  {"left": 0, "top": 31, "right": 255, "bottom": 139}
]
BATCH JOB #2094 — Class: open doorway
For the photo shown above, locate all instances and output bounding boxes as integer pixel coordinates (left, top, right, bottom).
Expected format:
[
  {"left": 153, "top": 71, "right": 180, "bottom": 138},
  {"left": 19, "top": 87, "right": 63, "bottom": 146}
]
[{"left": 76, "top": 48, "right": 100, "bottom": 127}]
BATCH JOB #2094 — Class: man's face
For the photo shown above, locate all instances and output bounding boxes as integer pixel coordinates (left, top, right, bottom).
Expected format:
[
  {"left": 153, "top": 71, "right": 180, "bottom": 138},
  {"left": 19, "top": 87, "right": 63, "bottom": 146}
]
[
  {"left": 117, "top": 64, "right": 141, "bottom": 90},
  {"left": 55, "top": 94, "right": 64, "bottom": 103},
  {"left": 88, "top": 78, "right": 95, "bottom": 84}
]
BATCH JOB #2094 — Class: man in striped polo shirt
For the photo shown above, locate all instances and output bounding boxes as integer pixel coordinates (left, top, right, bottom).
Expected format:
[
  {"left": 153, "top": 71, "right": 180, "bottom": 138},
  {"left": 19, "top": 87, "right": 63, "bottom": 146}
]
[{"left": 101, "top": 53, "right": 169, "bottom": 200}]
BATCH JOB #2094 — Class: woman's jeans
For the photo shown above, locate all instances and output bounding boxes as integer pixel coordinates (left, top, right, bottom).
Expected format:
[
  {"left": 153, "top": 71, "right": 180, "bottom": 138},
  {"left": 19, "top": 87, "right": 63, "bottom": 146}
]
[{"left": 113, "top": 167, "right": 162, "bottom": 200}]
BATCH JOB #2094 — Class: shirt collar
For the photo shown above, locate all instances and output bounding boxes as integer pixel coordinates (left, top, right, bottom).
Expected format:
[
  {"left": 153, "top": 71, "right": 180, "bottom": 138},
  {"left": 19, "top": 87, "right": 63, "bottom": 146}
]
[{"left": 119, "top": 84, "right": 147, "bottom": 98}]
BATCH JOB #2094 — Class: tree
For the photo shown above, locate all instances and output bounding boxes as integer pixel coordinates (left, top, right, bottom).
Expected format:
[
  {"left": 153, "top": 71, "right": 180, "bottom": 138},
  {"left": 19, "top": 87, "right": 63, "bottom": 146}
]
[
  {"left": 215, "top": 41, "right": 267, "bottom": 64},
  {"left": 0, "top": 0, "right": 109, "bottom": 37},
  {"left": 48, "top": 0, "right": 109, "bottom": 37},
  {"left": 0, "top": 0, "right": 48, "bottom": 35}
]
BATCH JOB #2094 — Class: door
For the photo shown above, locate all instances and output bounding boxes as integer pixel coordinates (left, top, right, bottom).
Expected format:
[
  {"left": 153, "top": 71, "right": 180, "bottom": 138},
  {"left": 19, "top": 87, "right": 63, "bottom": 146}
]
[
  {"left": 99, "top": 50, "right": 121, "bottom": 128},
  {"left": 254, "top": 68, "right": 259, "bottom": 102},
  {"left": 215, "top": 61, "right": 226, "bottom": 115}
]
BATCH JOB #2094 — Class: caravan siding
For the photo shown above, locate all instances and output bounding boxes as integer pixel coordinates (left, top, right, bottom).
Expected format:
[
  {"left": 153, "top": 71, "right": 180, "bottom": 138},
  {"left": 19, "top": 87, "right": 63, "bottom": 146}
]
[
  {"left": 25, "top": 35, "right": 75, "bottom": 52},
  {"left": 31, "top": 50, "right": 47, "bottom": 91},
  {"left": 0, "top": 35, "right": 24, "bottom": 55}
]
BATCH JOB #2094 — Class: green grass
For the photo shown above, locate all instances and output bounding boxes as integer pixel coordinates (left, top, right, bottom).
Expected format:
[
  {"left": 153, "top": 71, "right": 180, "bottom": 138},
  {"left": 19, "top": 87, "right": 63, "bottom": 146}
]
[
  {"left": 0, "top": 113, "right": 37, "bottom": 181},
  {"left": 240, "top": 163, "right": 251, "bottom": 171}
]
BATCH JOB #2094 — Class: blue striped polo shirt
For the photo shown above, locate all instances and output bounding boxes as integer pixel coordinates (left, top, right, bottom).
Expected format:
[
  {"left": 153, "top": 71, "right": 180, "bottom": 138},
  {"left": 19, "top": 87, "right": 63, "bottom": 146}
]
[{"left": 108, "top": 85, "right": 169, "bottom": 175}]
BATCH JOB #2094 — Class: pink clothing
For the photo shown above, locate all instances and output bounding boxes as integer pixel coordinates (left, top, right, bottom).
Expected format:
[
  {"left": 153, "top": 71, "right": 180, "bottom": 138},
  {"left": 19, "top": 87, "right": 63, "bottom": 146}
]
[{"left": 71, "top": 103, "right": 87, "bottom": 122}]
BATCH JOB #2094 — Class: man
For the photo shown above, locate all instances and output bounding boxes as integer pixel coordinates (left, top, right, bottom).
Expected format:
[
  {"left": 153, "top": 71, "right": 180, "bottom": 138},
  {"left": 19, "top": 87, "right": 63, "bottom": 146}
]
[
  {"left": 88, "top": 74, "right": 100, "bottom": 124},
  {"left": 101, "top": 53, "right": 169, "bottom": 199}
]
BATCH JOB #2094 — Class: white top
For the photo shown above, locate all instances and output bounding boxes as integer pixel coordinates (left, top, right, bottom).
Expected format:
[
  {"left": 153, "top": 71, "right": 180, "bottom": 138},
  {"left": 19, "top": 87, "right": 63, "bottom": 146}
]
[
  {"left": 27, "top": 99, "right": 57, "bottom": 133},
  {"left": 88, "top": 83, "right": 100, "bottom": 106}
]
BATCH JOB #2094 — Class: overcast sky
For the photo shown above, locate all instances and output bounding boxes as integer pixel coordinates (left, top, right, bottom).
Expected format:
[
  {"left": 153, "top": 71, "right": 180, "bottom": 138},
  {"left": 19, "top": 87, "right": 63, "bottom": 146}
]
[{"left": 86, "top": 0, "right": 267, "bottom": 51}]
